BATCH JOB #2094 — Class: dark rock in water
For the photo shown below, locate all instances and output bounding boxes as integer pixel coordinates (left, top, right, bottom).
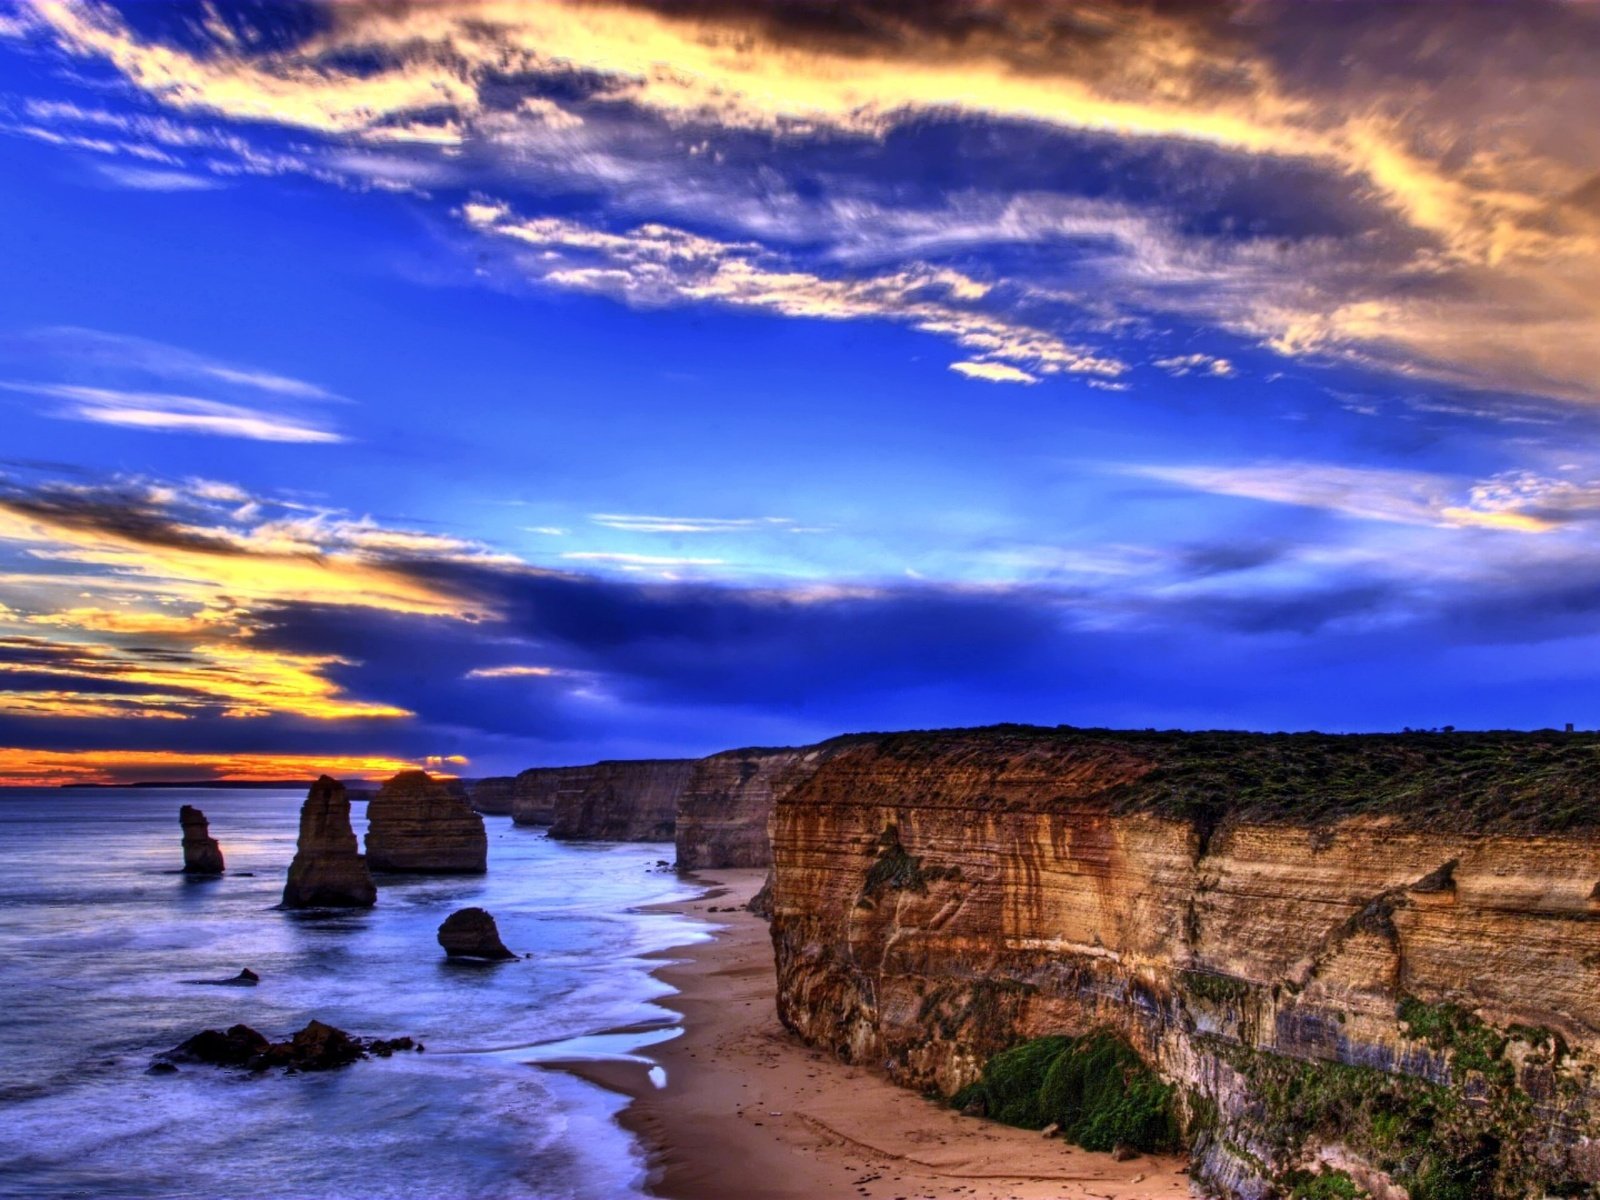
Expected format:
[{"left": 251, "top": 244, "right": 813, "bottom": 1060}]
[
  {"left": 179, "top": 805, "right": 225, "bottom": 874},
  {"left": 437, "top": 907, "right": 515, "bottom": 960},
  {"left": 282, "top": 776, "right": 377, "bottom": 909},
  {"left": 145, "top": 1061, "right": 179, "bottom": 1076},
  {"left": 167, "top": 1023, "right": 271, "bottom": 1067},
  {"left": 366, "top": 771, "right": 487, "bottom": 874},
  {"left": 187, "top": 967, "right": 261, "bottom": 987},
  {"left": 158, "top": 1020, "right": 418, "bottom": 1074}
]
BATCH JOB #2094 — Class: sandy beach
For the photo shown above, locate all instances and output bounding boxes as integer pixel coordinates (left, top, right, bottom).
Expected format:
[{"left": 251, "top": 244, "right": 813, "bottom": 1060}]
[{"left": 555, "top": 869, "right": 1191, "bottom": 1200}]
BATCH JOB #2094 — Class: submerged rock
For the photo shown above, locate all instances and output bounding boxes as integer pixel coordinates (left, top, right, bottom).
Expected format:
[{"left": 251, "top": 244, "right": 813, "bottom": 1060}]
[
  {"left": 281, "top": 776, "right": 377, "bottom": 909},
  {"left": 366, "top": 771, "right": 486, "bottom": 874},
  {"left": 159, "top": 1020, "right": 419, "bottom": 1074},
  {"left": 437, "top": 907, "right": 515, "bottom": 960},
  {"left": 179, "top": 805, "right": 224, "bottom": 874},
  {"left": 186, "top": 967, "right": 260, "bottom": 987}
]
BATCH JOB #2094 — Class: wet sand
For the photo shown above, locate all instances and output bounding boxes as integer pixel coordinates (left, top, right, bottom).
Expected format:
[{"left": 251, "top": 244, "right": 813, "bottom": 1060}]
[{"left": 552, "top": 869, "right": 1191, "bottom": 1200}]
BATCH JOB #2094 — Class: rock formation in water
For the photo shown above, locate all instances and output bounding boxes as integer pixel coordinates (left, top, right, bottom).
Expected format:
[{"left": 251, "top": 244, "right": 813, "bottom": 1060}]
[
  {"left": 179, "top": 804, "right": 224, "bottom": 874},
  {"left": 281, "top": 776, "right": 377, "bottom": 908},
  {"left": 675, "top": 740, "right": 865, "bottom": 870},
  {"left": 770, "top": 725, "right": 1600, "bottom": 1199},
  {"left": 465, "top": 776, "right": 515, "bottom": 815},
  {"left": 159, "top": 1020, "right": 419, "bottom": 1073},
  {"left": 365, "top": 770, "right": 487, "bottom": 873},
  {"left": 544, "top": 758, "right": 697, "bottom": 842},
  {"left": 436, "top": 907, "right": 515, "bottom": 960}
]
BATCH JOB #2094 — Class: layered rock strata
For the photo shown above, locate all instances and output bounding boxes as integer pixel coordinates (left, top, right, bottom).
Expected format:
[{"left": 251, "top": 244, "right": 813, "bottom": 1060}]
[
  {"left": 466, "top": 776, "right": 515, "bottom": 815},
  {"left": 675, "top": 742, "right": 862, "bottom": 870},
  {"left": 365, "top": 770, "right": 487, "bottom": 873},
  {"left": 770, "top": 726, "right": 1600, "bottom": 1199},
  {"left": 282, "top": 776, "right": 376, "bottom": 908},
  {"left": 510, "top": 765, "right": 577, "bottom": 826},
  {"left": 179, "top": 804, "right": 224, "bottom": 874},
  {"left": 545, "top": 759, "right": 696, "bottom": 842}
]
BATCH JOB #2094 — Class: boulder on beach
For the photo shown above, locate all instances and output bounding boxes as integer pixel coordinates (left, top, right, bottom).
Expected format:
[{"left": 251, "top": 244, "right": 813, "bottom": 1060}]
[
  {"left": 159, "top": 1020, "right": 419, "bottom": 1074},
  {"left": 437, "top": 907, "right": 515, "bottom": 960},
  {"left": 179, "top": 805, "right": 224, "bottom": 874},
  {"left": 365, "top": 770, "right": 487, "bottom": 874},
  {"left": 281, "top": 776, "right": 377, "bottom": 909}
]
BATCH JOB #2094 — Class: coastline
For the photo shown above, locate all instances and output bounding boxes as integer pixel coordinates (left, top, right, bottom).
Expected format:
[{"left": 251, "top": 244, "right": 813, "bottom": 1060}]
[{"left": 553, "top": 868, "right": 1190, "bottom": 1200}]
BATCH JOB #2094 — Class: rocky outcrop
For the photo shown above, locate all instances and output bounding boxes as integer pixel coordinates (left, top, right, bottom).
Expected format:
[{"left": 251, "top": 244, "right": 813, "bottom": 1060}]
[
  {"left": 466, "top": 776, "right": 515, "bottom": 815},
  {"left": 159, "top": 1020, "right": 419, "bottom": 1073},
  {"left": 437, "top": 907, "right": 515, "bottom": 960},
  {"left": 365, "top": 771, "right": 487, "bottom": 873},
  {"left": 179, "top": 804, "right": 224, "bottom": 874},
  {"left": 771, "top": 726, "right": 1600, "bottom": 1199},
  {"left": 546, "top": 759, "right": 696, "bottom": 842},
  {"left": 675, "top": 740, "right": 865, "bottom": 870},
  {"left": 281, "top": 776, "right": 377, "bottom": 908}
]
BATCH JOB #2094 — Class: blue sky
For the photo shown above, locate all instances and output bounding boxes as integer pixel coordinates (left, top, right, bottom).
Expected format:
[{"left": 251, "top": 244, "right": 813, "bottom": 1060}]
[{"left": 1, "top": 1, "right": 1599, "bottom": 782}]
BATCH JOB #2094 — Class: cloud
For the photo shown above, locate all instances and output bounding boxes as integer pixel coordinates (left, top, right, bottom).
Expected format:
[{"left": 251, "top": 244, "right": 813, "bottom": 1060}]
[
  {"left": 3, "top": 381, "right": 344, "bottom": 443},
  {"left": 561, "top": 551, "right": 727, "bottom": 568},
  {"left": 16, "top": 0, "right": 1600, "bottom": 403},
  {"left": 0, "top": 747, "right": 426, "bottom": 786},
  {"left": 465, "top": 665, "right": 570, "bottom": 680},
  {"left": 92, "top": 163, "right": 221, "bottom": 191},
  {"left": 463, "top": 201, "right": 1125, "bottom": 381},
  {"left": 1126, "top": 461, "right": 1568, "bottom": 533},
  {"left": 1154, "top": 353, "right": 1234, "bottom": 378},
  {"left": 950, "top": 360, "right": 1038, "bottom": 385},
  {"left": 590, "top": 513, "right": 806, "bottom": 534}
]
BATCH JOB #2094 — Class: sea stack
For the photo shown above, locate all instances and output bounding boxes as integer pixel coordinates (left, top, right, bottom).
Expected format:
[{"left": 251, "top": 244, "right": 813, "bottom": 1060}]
[
  {"left": 365, "top": 770, "right": 487, "bottom": 874},
  {"left": 281, "top": 776, "right": 377, "bottom": 908},
  {"left": 436, "top": 907, "right": 515, "bottom": 960},
  {"left": 179, "top": 805, "right": 225, "bottom": 874}
]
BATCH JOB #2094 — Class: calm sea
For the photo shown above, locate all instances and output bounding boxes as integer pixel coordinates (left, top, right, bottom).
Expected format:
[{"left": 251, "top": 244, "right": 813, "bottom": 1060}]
[{"left": 0, "top": 787, "right": 708, "bottom": 1199}]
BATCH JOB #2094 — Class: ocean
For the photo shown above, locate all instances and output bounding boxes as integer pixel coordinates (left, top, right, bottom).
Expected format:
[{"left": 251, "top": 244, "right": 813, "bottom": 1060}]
[{"left": 0, "top": 787, "right": 709, "bottom": 1200}]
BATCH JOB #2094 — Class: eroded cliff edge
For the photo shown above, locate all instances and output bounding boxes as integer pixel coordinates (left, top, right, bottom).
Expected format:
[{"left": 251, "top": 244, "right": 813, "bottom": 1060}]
[{"left": 770, "top": 726, "right": 1600, "bottom": 1198}]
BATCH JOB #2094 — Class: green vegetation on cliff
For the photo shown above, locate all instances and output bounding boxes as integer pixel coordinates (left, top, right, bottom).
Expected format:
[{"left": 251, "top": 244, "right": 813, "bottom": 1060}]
[
  {"left": 952, "top": 1032, "right": 1181, "bottom": 1154},
  {"left": 855, "top": 724, "right": 1600, "bottom": 834}
]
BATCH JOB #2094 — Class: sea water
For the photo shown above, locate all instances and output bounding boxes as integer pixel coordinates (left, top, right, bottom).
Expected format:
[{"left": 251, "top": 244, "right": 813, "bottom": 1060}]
[{"left": 0, "top": 788, "right": 708, "bottom": 1199}]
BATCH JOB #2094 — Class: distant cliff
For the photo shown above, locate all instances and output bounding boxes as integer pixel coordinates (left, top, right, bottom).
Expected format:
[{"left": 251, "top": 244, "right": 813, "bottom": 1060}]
[
  {"left": 770, "top": 726, "right": 1600, "bottom": 1199},
  {"left": 510, "top": 766, "right": 575, "bottom": 826},
  {"left": 676, "top": 741, "right": 864, "bottom": 870},
  {"left": 465, "top": 776, "right": 515, "bottom": 815},
  {"left": 546, "top": 759, "right": 697, "bottom": 842}
]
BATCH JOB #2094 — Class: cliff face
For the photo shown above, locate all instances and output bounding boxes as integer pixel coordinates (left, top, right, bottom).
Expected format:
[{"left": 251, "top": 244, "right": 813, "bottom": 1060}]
[
  {"left": 546, "top": 759, "right": 696, "bottom": 842},
  {"left": 179, "top": 804, "right": 224, "bottom": 874},
  {"left": 465, "top": 776, "right": 515, "bottom": 815},
  {"left": 510, "top": 766, "right": 578, "bottom": 826},
  {"left": 282, "top": 776, "right": 376, "bottom": 908},
  {"left": 771, "top": 727, "right": 1600, "bottom": 1199},
  {"left": 365, "top": 770, "right": 487, "bottom": 873}
]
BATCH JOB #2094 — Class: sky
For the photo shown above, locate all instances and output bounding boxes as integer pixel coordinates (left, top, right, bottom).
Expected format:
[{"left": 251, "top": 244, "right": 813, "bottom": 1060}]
[{"left": 1, "top": 0, "right": 1599, "bottom": 784}]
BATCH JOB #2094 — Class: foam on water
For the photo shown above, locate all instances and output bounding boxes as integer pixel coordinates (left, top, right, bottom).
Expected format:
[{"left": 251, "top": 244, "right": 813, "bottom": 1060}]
[{"left": 0, "top": 788, "right": 705, "bottom": 1199}]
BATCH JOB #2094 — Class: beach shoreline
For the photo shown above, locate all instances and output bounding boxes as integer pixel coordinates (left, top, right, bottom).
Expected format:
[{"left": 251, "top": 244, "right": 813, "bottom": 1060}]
[{"left": 551, "top": 868, "right": 1192, "bottom": 1200}]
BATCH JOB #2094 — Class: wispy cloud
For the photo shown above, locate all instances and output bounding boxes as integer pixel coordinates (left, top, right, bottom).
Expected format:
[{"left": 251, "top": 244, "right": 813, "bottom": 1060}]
[
  {"left": 2, "top": 381, "right": 343, "bottom": 443},
  {"left": 590, "top": 513, "right": 810, "bottom": 534},
  {"left": 560, "top": 551, "right": 725, "bottom": 567},
  {"left": 92, "top": 163, "right": 222, "bottom": 191}
]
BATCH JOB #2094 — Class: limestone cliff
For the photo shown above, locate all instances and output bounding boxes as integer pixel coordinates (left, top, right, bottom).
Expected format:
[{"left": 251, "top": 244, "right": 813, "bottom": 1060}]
[
  {"left": 510, "top": 765, "right": 577, "bottom": 826},
  {"left": 465, "top": 776, "right": 515, "bottom": 815},
  {"left": 365, "top": 770, "right": 487, "bottom": 873},
  {"left": 546, "top": 759, "right": 696, "bottom": 842},
  {"left": 675, "top": 741, "right": 862, "bottom": 870},
  {"left": 282, "top": 776, "right": 376, "bottom": 908},
  {"left": 770, "top": 726, "right": 1600, "bottom": 1199},
  {"left": 179, "top": 804, "right": 224, "bottom": 874}
]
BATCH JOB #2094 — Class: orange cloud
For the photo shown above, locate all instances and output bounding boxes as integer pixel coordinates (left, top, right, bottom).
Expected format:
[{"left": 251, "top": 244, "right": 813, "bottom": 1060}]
[{"left": 0, "top": 747, "right": 426, "bottom": 786}]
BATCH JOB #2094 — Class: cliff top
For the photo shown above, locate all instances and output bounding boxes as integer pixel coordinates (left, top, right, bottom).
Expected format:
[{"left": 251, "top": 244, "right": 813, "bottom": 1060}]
[{"left": 797, "top": 724, "right": 1600, "bottom": 834}]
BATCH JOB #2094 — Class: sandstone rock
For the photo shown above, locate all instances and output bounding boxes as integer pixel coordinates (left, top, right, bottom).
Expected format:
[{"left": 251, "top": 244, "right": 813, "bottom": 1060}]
[
  {"left": 365, "top": 770, "right": 486, "bottom": 873},
  {"left": 179, "top": 804, "right": 224, "bottom": 874},
  {"left": 466, "top": 776, "right": 515, "bottom": 815},
  {"left": 769, "top": 725, "right": 1600, "bottom": 1200},
  {"left": 436, "top": 906, "right": 515, "bottom": 960},
  {"left": 747, "top": 869, "right": 775, "bottom": 919},
  {"left": 510, "top": 765, "right": 570, "bottom": 825},
  {"left": 281, "top": 776, "right": 376, "bottom": 908},
  {"left": 546, "top": 759, "right": 696, "bottom": 842},
  {"left": 1111, "top": 1144, "right": 1138, "bottom": 1162}
]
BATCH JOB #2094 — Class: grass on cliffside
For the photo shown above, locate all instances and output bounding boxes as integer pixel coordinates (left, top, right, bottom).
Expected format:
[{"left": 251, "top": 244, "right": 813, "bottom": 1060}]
[{"left": 952, "top": 1032, "right": 1181, "bottom": 1154}]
